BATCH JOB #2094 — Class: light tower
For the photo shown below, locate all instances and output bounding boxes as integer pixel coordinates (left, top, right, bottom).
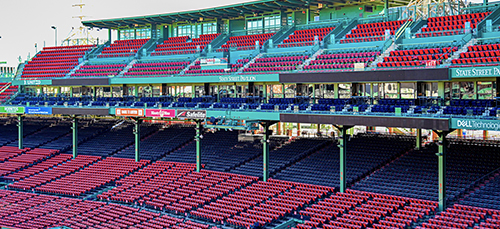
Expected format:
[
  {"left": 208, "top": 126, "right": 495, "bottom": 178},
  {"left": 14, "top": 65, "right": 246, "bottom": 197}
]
[
  {"left": 401, "top": 0, "right": 467, "bottom": 20},
  {"left": 61, "top": 0, "right": 99, "bottom": 46}
]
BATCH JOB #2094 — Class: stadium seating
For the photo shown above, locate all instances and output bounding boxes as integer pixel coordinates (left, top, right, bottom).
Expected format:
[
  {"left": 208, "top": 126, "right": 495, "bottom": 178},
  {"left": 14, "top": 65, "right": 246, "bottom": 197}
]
[
  {"left": 218, "top": 33, "right": 275, "bottom": 52},
  {"left": 0, "top": 189, "right": 213, "bottom": 229},
  {"left": 352, "top": 141, "right": 500, "bottom": 202},
  {"left": 71, "top": 62, "right": 126, "bottom": 78},
  {"left": 0, "top": 148, "right": 58, "bottom": 176},
  {"left": 113, "top": 126, "right": 195, "bottom": 161},
  {"left": 161, "top": 131, "right": 286, "bottom": 172},
  {"left": 341, "top": 20, "right": 407, "bottom": 43},
  {"left": 278, "top": 27, "right": 335, "bottom": 48},
  {"left": 378, "top": 45, "right": 458, "bottom": 68},
  {"left": 416, "top": 12, "right": 490, "bottom": 38},
  {"left": 417, "top": 204, "right": 500, "bottom": 229},
  {"left": 99, "top": 39, "right": 149, "bottom": 58},
  {"left": 152, "top": 34, "right": 220, "bottom": 56},
  {"left": 274, "top": 134, "right": 414, "bottom": 187},
  {"left": 242, "top": 52, "right": 309, "bottom": 73},
  {"left": 35, "top": 157, "right": 148, "bottom": 196},
  {"left": 0, "top": 83, "right": 18, "bottom": 104},
  {"left": 230, "top": 138, "right": 329, "bottom": 178},
  {"left": 123, "top": 59, "right": 191, "bottom": 77},
  {"left": 304, "top": 49, "right": 380, "bottom": 71},
  {"left": 21, "top": 45, "right": 94, "bottom": 79},
  {"left": 8, "top": 155, "right": 101, "bottom": 191},
  {"left": 452, "top": 39, "right": 500, "bottom": 66},
  {"left": 296, "top": 189, "right": 437, "bottom": 229}
]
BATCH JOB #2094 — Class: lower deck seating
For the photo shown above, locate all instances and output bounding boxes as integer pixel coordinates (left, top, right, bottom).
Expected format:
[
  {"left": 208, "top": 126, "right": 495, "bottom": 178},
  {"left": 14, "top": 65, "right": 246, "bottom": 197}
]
[
  {"left": 113, "top": 127, "right": 194, "bottom": 161},
  {"left": 8, "top": 155, "right": 101, "bottom": 191},
  {"left": 304, "top": 49, "right": 380, "bottom": 71},
  {"left": 459, "top": 174, "right": 500, "bottom": 210},
  {"left": 352, "top": 141, "right": 500, "bottom": 202},
  {"left": 161, "top": 131, "right": 286, "bottom": 172},
  {"left": 230, "top": 138, "right": 329, "bottom": 177},
  {"left": 296, "top": 189, "right": 437, "bottom": 229},
  {"left": 274, "top": 134, "right": 414, "bottom": 188},
  {"left": 75, "top": 122, "right": 159, "bottom": 157},
  {"left": 0, "top": 148, "right": 58, "bottom": 176},
  {"left": 0, "top": 189, "right": 212, "bottom": 229},
  {"left": 35, "top": 157, "right": 148, "bottom": 196},
  {"left": 417, "top": 204, "right": 500, "bottom": 229}
]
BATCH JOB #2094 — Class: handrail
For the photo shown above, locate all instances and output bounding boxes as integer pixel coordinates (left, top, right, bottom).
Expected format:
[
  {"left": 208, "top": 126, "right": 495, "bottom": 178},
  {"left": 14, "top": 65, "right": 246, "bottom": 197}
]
[{"left": 395, "top": 20, "right": 413, "bottom": 41}]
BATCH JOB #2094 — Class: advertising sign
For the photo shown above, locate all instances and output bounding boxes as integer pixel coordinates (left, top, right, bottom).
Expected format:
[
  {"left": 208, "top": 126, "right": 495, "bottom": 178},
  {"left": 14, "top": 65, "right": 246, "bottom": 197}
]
[
  {"left": 115, "top": 108, "right": 144, "bottom": 117},
  {"left": 0, "top": 106, "right": 25, "bottom": 114},
  {"left": 25, "top": 107, "right": 52, "bottom": 115},
  {"left": 451, "top": 118, "right": 500, "bottom": 131},
  {"left": 177, "top": 109, "right": 207, "bottom": 120},
  {"left": 145, "top": 109, "right": 176, "bottom": 118}
]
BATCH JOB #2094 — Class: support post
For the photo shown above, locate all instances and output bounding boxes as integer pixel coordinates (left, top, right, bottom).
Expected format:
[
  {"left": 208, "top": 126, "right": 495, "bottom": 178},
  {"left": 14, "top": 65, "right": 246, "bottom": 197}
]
[
  {"left": 71, "top": 116, "right": 78, "bottom": 158},
  {"left": 133, "top": 118, "right": 142, "bottom": 162},
  {"left": 435, "top": 130, "right": 450, "bottom": 212},
  {"left": 385, "top": 0, "right": 389, "bottom": 18},
  {"left": 195, "top": 120, "right": 202, "bottom": 172},
  {"left": 261, "top": 121, "right": 275, "bottom": 181},
  {"left": 17, "top": 115, "right": 23, "bottom": 149},
  {"left": 335, "top": 125, "right": 354, "bottom": 193},
  {"left": 416, "top": 129, "right": 422, "bottom": 150}
]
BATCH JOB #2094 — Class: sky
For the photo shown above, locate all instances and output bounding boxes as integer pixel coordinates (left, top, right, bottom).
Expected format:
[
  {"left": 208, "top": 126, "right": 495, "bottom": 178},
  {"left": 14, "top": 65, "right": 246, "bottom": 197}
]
[{"left": 0, "top": 0, "right": 486, "bottom": 67}]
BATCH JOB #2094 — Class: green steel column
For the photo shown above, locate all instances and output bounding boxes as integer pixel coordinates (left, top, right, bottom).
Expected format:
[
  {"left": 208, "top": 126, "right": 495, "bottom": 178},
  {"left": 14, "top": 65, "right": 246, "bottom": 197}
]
[
  {"left": 195, "top": 120, "right": 202, "bottom": 172},
  {"left": 282, "top": 84, "right": 285, "bottom": 98},
  {"left": 17, "top": 115, "right": 23, "bottom": 149},
  {"left": 338, "top": 126, "right": 348, "bottom": 192},
  {"left": 134, "top": 118, "right": 141, "bottom": 162},
  {"left": 436, "top": 131, "right": 449, "bottom": 212},
  {"left": 416, "top": 129, "right": 422, "bottom": 150},
  {"left": 262, "top": 122, "right": 270, "bottom": 181},
  {"left": 334, "top": 84, "right": 339, "bottom": 99},
  {"left": 71, "top": 117, "right": 78, "bottom": 158},
  {"left": 384, "top": 0, "right": 389, "bottom": 18}
]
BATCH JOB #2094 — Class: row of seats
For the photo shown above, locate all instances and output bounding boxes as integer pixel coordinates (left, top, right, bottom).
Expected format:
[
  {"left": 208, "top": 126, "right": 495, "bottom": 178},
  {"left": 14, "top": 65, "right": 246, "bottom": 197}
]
[
  {"left": 218, "top": 33, "right": 274, "bottom": 52},
  {"left": 99, "top": 39, "right": 149, "bottom": 58},
  {"left": 278, "top": 27, "right": 334, "bottom": 48},
  {"left": 22, "top": 45, "right": 94, "bottom": 78},
  {"left": 0, "top": 189, "right": 212, "bottom": 229},
  {"left": 416, "top": 12, "right": 490, "bottom": 38},
  {"left": 152, "top": 34, "right": 219, "bottom": 55}
]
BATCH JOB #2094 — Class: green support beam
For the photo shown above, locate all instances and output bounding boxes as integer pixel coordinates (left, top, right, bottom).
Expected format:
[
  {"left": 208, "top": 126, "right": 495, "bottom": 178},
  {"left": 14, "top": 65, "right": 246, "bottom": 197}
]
[
  {"left": 385, "top": 0, "right": 389, "bottom": 18},
  {"left": 263, "top": 122, "right": 270, "bottom": 181},
  {"left": 71, "top": 116, "right": 78, "bottom": 158},
  {"left": 195, "top": 120, "right": 202, "bottom": 172},
  {"left": 261, "top": 121, "right": 277, "bottom": 181},
  {"left": 17, "top": 115, "right": 23, "bottom": 149},
  {"left": 133, "top": 118, "right": 142, "bottom": 162},
  {"left": 416, "top": 129, "right": 422, "bottom": 150},
  {"left": 435, "top": 130, "right": 451, "bottom": 212},
  {"left": 334, "top": 125, "right": 354, "bottom": 193}
]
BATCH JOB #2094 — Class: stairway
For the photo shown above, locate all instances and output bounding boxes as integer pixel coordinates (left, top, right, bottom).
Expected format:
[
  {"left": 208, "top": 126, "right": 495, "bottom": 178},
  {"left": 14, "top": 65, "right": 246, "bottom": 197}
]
[
  {"left": 66, "top": 60, "right": 88, "bottom": 77},
  {"left": 297, "top": 48, "right": 324, "bottom": 71},
  {"left": 236, "top": 53, "right": 264, "bottom": 73},
  {"left": 370, "top": 42, "right": 398, "bottom": 68},
  {"left": 116, "top": 59, "right": 137, "bottom": 77},
  {"left": 179, "top": 57, "right": 202, "bottom": 75},
  {"left": 442, "top": 38, "right": 478, "bottom": 66}
]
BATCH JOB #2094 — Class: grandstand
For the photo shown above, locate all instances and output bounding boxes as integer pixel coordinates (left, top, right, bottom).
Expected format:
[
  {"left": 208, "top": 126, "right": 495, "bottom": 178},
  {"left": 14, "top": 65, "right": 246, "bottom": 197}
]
[{"left": 2, "top": 0, "right": 500, "bottom": 228}]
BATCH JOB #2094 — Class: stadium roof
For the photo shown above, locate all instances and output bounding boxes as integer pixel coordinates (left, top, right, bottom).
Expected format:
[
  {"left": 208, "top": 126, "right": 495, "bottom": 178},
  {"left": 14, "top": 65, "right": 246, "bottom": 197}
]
[{"left": 82, "top": 0, "right": 410, "bottom": 29}]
